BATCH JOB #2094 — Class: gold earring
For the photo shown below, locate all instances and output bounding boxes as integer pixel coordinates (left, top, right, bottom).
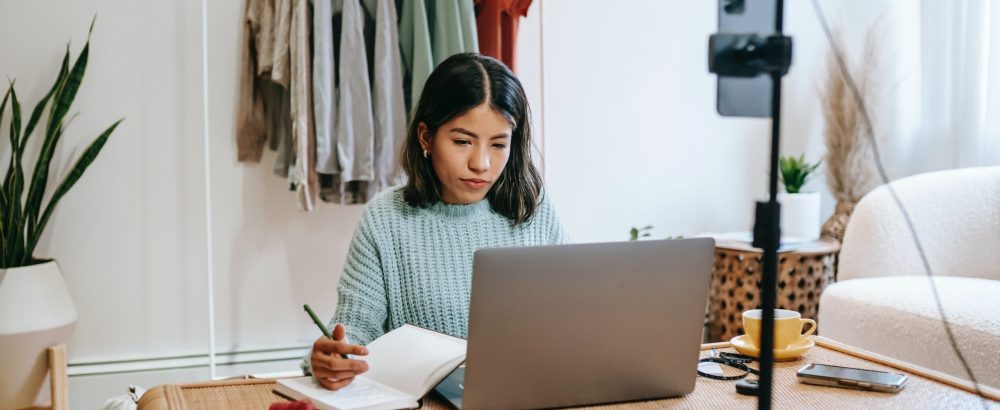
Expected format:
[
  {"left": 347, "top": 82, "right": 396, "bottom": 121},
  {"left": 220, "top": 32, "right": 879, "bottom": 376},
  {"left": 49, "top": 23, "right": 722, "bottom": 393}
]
[{"left": 423, "top": 149, "right": 430, "bottom": 159}]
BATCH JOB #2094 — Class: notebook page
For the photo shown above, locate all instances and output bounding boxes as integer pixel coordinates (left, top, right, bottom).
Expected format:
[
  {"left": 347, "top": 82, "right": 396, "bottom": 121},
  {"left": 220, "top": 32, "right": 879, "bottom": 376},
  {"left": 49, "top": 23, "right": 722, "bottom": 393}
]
[
  {"left": 362, "top": 325, "right": 467, "bottom": 398},
  {"left": 275, "top": 376, "right": 414, "bottom": 410}
]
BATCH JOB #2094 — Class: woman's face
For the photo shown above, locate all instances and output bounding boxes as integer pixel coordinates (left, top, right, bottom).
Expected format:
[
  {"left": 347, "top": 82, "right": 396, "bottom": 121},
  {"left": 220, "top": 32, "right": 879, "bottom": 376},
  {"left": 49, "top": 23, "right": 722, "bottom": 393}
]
[{"left": 419, "top": 103, "right": 513, "bottom": 204}]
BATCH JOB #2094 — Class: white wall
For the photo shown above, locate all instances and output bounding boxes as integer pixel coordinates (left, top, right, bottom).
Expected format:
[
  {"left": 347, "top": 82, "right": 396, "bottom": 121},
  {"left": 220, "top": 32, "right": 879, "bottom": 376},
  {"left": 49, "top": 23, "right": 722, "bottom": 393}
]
[
  {"left": 779, "top": 0, "right": 924, "bottom": 216},
  {"left": 534, "top": 0, "right": 928, "bottom": 242},
  {"left": 1, "top": 0, "right": 210, "bottom": 361},
  {"left": 536, "top": 0, "right": 771, "bottom": 243},
  {"left": 0, "top": 0, "right": 925, "bottom": 407}
]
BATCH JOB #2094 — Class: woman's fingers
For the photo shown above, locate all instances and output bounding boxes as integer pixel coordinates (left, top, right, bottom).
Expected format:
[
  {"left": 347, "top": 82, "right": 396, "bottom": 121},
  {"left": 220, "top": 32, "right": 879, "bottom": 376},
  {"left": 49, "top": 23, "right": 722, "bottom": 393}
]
[
  {"left": 309, "top": 330, "right": 369, "bottom": 392},
  {"left": 326, "top": 377, "right": 356, "bottom": 390},
  {"left": 327, "top": 371, "right": 359, "bottom": 381},
  {"left": 334, "top": 342, "right": 369, "bottom": 356},
  {"left": 313, "top": 366, "right": 363, "bottom": 384},
  {"left": 316, "top": 373, "right": 340, "bottom": 390},
  {"left": 314, "top": 371, "right": 356, "bottom": 391},
  {"left": 313, "top": 369, "right": 354, "bottom": 389},
  {"left": 312, "top": 350, "right": 369, "bottom": 373},
  {"left": 313, "top": 337, "right": 369, "bottom": 356},
  {"left": 327, "top": 357, "right": 369, "bottom": 372}
]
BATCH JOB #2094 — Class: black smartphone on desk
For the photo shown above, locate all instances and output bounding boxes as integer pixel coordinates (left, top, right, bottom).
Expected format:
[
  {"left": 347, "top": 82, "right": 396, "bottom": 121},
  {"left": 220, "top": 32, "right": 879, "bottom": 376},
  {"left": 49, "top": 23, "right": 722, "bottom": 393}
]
[{"left": 797, "top": 363, "right": 908, "bottom": 393}]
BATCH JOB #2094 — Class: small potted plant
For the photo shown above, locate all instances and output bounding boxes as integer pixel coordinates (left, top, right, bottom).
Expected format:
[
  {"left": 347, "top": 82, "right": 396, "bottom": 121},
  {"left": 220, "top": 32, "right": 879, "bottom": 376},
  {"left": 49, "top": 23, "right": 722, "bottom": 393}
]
[
  {"left": 629, "top": 225, "right": 653, "bottom": 241},
  {"left": 0, "top": 24, "right": 122, "bottom": 408},
  {"left": 778, "top": 155, "right": 822, "bottom": 241}
]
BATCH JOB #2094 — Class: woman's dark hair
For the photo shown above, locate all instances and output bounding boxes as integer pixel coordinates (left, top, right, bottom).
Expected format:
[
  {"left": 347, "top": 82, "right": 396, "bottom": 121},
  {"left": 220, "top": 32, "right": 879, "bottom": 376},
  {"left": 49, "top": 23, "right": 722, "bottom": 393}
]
[{"left": 401, "top": 53, "right": 543, "bottom": 225}]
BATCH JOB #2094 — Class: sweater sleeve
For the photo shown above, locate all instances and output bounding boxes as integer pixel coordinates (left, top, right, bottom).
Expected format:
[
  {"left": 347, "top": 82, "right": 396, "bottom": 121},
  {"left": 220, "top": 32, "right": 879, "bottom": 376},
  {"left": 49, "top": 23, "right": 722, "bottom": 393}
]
[
  {"left": 301, "top": 212, "right": 389, "bottom": 376},
  {"left": 332, "top": 215, "right": 390, "bottom": 346},
  {"left": 551, "top": 217, "right": 569, "bottom": 245},
  {"left": 541, "top": 192, "right": 570, "bottom": 245}
]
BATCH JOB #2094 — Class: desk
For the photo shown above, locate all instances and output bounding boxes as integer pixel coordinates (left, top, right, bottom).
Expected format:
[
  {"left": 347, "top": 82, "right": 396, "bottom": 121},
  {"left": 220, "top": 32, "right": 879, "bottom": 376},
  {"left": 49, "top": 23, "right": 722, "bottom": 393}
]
[{"left": 138, "top": 337, "right": 998, "bottom": 409}]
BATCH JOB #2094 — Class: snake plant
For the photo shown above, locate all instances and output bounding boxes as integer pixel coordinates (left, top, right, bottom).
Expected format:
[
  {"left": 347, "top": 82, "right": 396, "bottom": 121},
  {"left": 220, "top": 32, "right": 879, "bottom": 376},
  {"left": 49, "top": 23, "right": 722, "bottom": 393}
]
[{"left": 0, "top": 21, "right": 122, "bottom": 268}]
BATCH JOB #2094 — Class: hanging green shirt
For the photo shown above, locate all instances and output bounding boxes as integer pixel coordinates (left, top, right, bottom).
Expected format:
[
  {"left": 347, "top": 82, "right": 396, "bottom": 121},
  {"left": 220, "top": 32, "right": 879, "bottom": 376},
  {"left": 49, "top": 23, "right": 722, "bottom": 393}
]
[
  {"left": 398, "top": 0, "right": 434, "bottom": 114},
  {"left": 398, "top": 0, "right": 479, "bottom": 115},
  {"left": 428, "top": 0, "right": 479, "bottom": 64}
]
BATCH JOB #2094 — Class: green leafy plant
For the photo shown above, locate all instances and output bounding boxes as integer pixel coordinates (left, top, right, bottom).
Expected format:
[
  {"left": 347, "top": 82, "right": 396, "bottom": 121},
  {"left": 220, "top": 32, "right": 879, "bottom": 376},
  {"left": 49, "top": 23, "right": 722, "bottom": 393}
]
[
  {"left": 0, "top": 21, "right": 122, "bottom": 268},
  {"left": 779, "top": 155, "right": 822, "bottom": 194},
  {"left": 629, "top": 225, "right": 685, "bottom": 241},
  {"left": 629, "top": 225, "right": 653, "bottom": 241}
]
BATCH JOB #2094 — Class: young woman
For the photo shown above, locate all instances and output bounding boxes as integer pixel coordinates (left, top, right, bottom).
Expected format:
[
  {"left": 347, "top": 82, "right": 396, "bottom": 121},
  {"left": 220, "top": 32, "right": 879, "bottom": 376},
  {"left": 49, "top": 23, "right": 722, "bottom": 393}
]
[{"left": 305, "top": 53, "right": 567, "bottom": 391}]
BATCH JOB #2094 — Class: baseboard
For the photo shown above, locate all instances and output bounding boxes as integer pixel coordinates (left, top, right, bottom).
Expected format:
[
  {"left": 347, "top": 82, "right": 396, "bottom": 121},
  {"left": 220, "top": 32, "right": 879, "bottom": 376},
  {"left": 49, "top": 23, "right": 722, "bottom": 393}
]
[{"left": 67, "top": 345, "right": 311, "bottom": 377}]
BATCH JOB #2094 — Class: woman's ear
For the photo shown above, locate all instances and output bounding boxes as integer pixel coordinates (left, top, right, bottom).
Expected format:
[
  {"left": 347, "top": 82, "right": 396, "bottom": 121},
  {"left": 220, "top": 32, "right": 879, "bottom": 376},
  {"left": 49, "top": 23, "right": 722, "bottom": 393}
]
[{"left": 417, "top": 122, "right": 431, "bottom": 151}]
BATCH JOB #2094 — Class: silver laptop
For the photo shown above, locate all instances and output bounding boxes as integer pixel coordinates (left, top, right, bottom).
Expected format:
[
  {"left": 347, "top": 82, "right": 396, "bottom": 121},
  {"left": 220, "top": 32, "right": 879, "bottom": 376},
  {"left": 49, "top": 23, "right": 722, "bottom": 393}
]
[{"left": 439, "top": 238, "right": 715, "bottom": 410}]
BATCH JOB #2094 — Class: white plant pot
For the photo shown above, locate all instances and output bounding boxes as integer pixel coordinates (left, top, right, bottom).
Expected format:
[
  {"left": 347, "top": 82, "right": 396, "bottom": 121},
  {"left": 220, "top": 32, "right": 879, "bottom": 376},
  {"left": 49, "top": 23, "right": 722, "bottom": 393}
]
[
  {"left": 0, "top": 260, "right": 77, "bottom": 409},
  {"left": 778, "top": 192, "right": 821, "bottom": 241}
]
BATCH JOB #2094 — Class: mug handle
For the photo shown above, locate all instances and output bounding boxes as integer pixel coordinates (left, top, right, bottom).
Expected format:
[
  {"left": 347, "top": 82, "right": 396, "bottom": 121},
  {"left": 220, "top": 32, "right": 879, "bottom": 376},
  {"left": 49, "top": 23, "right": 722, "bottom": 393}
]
[{"left": 800, "top": 318, "right": 817, "bottom": 338}]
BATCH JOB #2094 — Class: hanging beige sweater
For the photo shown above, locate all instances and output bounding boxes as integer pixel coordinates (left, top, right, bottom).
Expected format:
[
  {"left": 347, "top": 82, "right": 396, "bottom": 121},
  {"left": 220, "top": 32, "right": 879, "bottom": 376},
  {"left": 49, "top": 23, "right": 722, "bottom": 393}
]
[
  {"left": 236, "top": 0, "right": 270, "bottom": 163},
  {"left": 289, "top": 0, "right": 318, "bottom": 211},
  {"left": 237, "top": 0, "right": 317, "bottom": 211}
]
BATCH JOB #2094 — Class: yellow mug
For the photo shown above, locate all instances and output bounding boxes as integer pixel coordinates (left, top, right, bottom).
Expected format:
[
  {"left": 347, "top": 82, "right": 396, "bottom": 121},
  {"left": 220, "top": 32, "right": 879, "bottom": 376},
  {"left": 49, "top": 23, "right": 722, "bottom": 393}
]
[{"left": 742, "top": 309, "right": 816, "bottom": 350}]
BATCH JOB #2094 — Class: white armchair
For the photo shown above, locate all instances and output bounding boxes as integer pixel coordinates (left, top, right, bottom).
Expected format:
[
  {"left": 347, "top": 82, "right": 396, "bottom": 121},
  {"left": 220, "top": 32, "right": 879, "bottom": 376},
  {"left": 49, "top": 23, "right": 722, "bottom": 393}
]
[{"left": 818, "top": 166, "right": 1000, "bottom": 388}]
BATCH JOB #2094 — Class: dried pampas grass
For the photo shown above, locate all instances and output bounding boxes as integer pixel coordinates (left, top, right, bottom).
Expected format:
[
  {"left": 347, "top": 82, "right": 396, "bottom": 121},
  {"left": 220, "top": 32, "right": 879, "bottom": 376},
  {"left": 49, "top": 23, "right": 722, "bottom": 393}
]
[{"left": 820, "top": 24, "right": 883, "bottom": 242}]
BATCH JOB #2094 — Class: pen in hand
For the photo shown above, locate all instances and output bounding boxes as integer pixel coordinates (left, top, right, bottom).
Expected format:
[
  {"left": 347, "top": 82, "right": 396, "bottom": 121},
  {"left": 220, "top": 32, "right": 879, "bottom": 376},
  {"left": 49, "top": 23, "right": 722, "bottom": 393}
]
[{"left": 304, "top": 304, "right": 350, "bottom": 359}]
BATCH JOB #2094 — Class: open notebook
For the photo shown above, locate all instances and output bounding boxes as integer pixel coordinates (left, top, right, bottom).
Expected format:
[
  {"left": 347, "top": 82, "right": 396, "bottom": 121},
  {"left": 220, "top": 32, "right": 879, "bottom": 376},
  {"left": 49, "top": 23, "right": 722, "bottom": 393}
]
[{"left": 275, "top": 324, "right": 467, "bottom": 410}]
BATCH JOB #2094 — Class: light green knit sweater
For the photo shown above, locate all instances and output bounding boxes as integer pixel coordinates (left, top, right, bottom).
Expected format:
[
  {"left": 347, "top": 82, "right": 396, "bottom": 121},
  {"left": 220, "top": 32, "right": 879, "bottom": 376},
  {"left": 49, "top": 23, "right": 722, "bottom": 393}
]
[{"left": 303, "top": 186, "right": 566, "bottom": 374}]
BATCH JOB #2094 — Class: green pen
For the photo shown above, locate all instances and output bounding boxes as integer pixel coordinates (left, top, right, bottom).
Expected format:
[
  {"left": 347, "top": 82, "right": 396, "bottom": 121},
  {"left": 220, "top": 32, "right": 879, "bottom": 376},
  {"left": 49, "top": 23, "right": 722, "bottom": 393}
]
[{"left": 304, "top": 304, "right": 350, "bottom": 359}]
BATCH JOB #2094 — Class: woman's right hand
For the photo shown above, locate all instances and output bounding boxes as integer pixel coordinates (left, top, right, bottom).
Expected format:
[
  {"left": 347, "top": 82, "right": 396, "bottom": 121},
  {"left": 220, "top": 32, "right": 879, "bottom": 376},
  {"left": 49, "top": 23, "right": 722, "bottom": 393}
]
[{"left": 311, "top": 323, "right": 370, "bottom": 390}]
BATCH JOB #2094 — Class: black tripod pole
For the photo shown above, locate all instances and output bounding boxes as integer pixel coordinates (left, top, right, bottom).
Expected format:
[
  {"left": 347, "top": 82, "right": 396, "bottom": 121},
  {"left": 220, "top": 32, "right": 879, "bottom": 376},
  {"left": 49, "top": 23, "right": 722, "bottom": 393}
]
[
  {"left": 755, "top": 73, "right": 782, "bottom": 410},
  {"left": 708, "top": 0, "right": 790, "bottom": 407},
  {"left": 756, "top": 2, "right": 785, "bottom": 409}
]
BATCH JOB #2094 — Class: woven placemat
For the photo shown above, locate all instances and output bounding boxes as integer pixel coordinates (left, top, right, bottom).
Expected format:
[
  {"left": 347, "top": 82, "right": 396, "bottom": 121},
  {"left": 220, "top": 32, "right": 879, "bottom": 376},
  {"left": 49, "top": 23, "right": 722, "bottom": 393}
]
[
  {"left": 134, "top": 378, "right": 286, "bottom": 410},
  {"left": 146, "top": 341, "right": 998, "bottom": 410}
]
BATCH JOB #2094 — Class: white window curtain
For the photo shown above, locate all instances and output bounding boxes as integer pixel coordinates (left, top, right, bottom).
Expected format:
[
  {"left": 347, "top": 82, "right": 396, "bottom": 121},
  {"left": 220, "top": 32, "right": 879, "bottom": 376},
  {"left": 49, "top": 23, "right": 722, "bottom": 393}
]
[
  {"left": 912, "top": 0, "right": 1000, "bottom": 171},
  {"left": 981, "top": 0, "right": 1000, "bottom": 166}
]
